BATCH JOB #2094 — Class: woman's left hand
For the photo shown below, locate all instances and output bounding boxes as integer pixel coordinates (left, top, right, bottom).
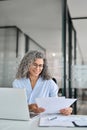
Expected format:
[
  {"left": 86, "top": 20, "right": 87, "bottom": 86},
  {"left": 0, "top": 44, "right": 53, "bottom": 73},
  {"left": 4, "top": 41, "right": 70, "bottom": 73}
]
[
  {"left": 28, "top": 103, "right": 45, "bottom": 113},
  {"left": 60, "top": 107, "right": 73, "bottom": 115}
]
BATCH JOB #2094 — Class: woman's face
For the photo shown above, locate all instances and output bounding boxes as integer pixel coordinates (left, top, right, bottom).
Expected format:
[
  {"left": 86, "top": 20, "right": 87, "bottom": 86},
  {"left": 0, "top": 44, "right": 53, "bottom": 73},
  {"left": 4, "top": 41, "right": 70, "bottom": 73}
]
[{"left": 29, "top": 58, "right": 44, "bottom": 77}]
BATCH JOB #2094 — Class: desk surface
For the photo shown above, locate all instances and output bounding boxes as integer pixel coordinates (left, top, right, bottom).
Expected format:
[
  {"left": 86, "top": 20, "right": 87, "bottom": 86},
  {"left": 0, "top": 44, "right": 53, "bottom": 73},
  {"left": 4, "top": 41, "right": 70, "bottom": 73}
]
[{"left": 0, "top": 115, "right": 87, "bottom": 130}]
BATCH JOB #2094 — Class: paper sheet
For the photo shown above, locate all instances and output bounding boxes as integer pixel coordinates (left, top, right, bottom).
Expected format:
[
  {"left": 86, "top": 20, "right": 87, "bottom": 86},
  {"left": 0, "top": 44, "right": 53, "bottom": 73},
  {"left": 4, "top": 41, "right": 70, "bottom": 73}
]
[
  {"left": 39, "top": 114, "right": 74, "bottom": 127},
  {"left": 39, "top": 114, "right": 87, "bottom": 127},
  {"left": 73, "top": 120, "right": 87, "bottom": 127},
  {"left": 36, "top": 97, "right": 77, "bottom": 114}
]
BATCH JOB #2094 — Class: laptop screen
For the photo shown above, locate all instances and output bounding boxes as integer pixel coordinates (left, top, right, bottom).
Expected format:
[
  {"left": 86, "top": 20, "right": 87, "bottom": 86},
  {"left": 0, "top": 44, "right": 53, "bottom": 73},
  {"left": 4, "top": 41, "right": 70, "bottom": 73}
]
[{"left": 0, "top": 88, "right": 30, "bottom": 121}]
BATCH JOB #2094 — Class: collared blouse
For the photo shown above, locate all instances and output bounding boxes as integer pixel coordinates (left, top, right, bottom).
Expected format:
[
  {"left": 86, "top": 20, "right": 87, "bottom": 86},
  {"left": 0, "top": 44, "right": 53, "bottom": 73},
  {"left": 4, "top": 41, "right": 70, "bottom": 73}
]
[{"left": 12, "top": 77, "right": 59, "bottom": 104}]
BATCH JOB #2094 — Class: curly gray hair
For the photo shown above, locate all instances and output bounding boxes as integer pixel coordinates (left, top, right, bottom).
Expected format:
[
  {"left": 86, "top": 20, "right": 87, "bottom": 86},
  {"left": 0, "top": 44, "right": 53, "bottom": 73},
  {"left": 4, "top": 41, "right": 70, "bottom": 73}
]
[{"left": 16, "top": 50, "right": 51, "bottom": 80}]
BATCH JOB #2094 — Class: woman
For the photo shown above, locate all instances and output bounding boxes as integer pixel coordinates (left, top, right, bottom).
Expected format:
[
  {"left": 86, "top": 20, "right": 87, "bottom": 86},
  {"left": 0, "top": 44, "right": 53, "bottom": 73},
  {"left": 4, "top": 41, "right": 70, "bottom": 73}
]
[{"left": 12, "top": 50, "right": 72, "bottom": 115}]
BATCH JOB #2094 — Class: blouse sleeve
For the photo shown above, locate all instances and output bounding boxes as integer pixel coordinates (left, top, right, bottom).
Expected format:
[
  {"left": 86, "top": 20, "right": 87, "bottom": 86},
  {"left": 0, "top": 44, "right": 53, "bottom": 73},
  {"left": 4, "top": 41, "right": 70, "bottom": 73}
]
[{"left": 12, "top": 79, "right": 21, "bottom": 88}]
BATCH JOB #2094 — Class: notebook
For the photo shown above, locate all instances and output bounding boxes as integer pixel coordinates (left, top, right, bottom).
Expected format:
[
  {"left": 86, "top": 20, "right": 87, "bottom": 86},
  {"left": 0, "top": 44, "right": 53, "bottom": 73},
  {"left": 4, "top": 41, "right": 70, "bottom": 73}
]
[{"left": 0, "top": 87, "right": 39, "bottom": 121}]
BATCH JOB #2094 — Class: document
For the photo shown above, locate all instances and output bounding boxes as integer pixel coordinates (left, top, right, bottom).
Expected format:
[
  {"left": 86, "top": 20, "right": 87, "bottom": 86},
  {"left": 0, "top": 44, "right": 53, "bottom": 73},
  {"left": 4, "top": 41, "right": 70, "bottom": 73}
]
[
  {"left": 36, "top": 97, "right": 77, "bottom": 114},
  {"left": 39, "top": 114, "right": 74, "bottom": 127},
  {"left": 73, "top": 120, "right": 87, "bottom": 127},
  {"left": 39, "top": 114, "right": 87, "bottom": 127}
]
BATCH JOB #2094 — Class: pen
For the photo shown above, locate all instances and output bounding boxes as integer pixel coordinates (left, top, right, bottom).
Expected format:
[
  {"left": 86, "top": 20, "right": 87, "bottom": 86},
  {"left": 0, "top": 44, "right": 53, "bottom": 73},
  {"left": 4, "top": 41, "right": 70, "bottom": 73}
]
[{"left": 48, "top": 116, "right": 57, "bottom": 120}]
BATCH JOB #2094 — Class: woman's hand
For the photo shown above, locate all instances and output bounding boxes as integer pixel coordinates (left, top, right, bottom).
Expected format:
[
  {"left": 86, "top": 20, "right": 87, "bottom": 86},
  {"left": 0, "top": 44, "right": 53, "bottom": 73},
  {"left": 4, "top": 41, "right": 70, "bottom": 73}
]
[
  {"left": 28, "top": 103, "right": 45, "bottom": 113},
  {"left": 60, "top": 107, "right": 73, "bottom": 115}
]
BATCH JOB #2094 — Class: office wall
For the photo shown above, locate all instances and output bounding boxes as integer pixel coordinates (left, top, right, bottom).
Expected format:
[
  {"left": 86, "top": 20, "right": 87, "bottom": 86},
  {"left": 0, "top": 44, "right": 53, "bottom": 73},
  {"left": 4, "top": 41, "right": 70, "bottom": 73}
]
[
  {"left": 0, "top": 27, "right": 17, "bottom": 87},
  {"left": 0, "top": 26, "right": 45, "bottom": 87}
]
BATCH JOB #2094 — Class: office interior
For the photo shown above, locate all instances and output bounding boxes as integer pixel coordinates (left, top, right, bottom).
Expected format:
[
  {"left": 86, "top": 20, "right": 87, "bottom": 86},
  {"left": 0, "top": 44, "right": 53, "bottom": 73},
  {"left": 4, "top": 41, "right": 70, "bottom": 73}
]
[{"left": 0, "top": 0, "right": 87, "bottom": 115}]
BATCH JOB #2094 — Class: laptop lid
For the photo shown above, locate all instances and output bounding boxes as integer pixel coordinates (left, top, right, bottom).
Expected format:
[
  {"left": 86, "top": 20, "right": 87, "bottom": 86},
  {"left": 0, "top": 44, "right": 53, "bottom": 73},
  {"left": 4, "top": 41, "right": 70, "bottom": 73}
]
[{"left": 0, "top": 88, "right": 30, "bottom": 121}]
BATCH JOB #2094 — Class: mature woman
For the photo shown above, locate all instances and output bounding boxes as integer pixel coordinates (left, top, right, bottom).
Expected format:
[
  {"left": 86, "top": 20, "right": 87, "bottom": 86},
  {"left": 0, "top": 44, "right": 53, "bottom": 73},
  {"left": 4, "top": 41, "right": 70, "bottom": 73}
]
[{"left": 12, "top": 50, "right": 72, "bottom": 115}]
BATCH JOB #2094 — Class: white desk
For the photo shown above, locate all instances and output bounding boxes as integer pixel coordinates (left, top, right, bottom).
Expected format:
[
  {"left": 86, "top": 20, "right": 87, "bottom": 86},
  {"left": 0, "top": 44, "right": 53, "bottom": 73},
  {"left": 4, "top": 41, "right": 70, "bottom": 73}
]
[{"left": 0, "top": 115, "right": 87, "bottom": 130}]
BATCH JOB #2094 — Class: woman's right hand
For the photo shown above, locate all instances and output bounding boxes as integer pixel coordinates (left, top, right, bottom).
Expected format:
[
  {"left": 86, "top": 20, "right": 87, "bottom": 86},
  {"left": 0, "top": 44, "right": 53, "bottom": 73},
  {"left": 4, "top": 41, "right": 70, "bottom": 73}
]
[{"left": 28, "top": 103, "right": 45, "bottom": 113}]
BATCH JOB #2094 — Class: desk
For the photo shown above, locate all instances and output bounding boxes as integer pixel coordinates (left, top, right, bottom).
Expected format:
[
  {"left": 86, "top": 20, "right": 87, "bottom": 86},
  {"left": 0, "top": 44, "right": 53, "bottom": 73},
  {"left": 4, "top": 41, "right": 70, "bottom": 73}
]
[{"left": 0, "top": 115, "right": 87, "bottom": 130}]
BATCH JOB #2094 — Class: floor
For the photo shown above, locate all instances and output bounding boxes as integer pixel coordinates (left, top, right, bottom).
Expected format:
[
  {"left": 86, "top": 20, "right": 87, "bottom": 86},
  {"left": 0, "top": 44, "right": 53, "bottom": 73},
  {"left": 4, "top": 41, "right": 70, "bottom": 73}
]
[
  {"left": 77, "top": 100, "right": 87, "bottom": 115},
  {"left": 72, "top": 89, "right": 87, "bottom": 115}
]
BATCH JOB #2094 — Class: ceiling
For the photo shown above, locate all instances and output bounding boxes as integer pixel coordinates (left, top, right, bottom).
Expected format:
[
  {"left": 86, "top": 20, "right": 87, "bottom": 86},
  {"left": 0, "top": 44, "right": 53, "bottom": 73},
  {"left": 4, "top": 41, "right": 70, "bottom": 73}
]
[
  {"left": 0, "top": 0, "right": 87, "bottom": 63},
  {"left": 0, "top": 0, "right": 62, "bottom": 55},
  {"left": 67, "top": 0, "right": 87, "bottom": 64}
]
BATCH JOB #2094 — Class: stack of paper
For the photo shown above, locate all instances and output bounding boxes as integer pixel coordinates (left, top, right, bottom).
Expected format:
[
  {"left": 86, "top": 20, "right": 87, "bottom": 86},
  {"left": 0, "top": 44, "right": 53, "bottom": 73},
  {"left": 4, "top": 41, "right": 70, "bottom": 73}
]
[
  {"left": 73, "top": 120, "right": 87, "bottom": 127},
  {"left": 39, "top": 114, "right": 74, "bottom": 127},
  {"left": 39, "top": 114, "right": 87, "bottom": 127},
  {"left": 36, "top": 97, "right": 77, "bottom": 114},
  {"left": 36, "top": 97, "right": 87, "bottom": 127}
]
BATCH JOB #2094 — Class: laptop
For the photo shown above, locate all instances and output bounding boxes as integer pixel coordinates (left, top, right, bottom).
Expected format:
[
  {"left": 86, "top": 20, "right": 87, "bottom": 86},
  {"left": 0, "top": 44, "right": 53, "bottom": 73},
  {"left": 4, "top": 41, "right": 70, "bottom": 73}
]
[{"left": 0, "top": 88, "right": 39, "bottom": 121}]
